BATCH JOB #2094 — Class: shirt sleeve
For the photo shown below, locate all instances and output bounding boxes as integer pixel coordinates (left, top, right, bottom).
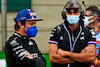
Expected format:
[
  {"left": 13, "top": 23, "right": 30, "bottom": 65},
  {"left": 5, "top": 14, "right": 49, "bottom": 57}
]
[
  {"left": 48, "top": 26, "right": 59, "bottom": 44},
  {"left": 88, "top": 28, "right": 97, "bottom": 45}
]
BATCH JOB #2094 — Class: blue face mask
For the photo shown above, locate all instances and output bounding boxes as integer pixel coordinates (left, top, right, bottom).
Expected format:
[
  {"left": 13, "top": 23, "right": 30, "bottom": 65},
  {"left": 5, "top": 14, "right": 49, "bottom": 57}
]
[
  {"left": 25, "top": 26, "right": 38, "bottom": 38},
  {"left": 66, "top": 15, "right": 80, "bottom": 25}
]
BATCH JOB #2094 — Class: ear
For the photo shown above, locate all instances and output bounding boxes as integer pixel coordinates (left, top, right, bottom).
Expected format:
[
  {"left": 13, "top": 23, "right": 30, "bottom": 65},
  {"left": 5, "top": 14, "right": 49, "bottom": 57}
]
[{"left": 18, "top": 22, "right": 24, "bottom": 28}]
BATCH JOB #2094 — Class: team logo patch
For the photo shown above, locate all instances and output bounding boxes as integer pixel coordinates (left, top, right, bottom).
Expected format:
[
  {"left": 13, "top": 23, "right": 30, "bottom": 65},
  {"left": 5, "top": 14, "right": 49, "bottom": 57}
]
[
  {"left": 50, "top": 34, "right": 54, "bottom": 37},
  {"left": 28, "top": 41, "right": 33, "bottom": 46},
  {"left": 29, "top": 12, "right": 36, "bottom": 16},
  {"left": 80, "top": 36, "right": 85, "bottom": 40},
  {"left": 60, "top": 36, "right": 63, "bottom": 40},
  {"left": 90, "top": 29, "right": 95, "bottom": 35},
  {"left": 81, "top": 32, "right": 84, "bottom": 35}
]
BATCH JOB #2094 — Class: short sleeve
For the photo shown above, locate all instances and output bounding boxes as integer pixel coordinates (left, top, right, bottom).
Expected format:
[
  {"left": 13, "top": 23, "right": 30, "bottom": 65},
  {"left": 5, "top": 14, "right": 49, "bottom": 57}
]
[
  {"left": 88, "top": 28, "right": 97, "bottom": 45},
  {"left": 48, "top": 26, "right": 58, "bottom": 44}
]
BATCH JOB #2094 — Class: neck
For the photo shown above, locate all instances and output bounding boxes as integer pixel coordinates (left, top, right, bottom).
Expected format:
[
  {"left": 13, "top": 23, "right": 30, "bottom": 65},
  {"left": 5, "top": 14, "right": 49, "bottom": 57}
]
[
  {"left": 93, "top": 20, "right": 99, "bottom": 31},
  {"left": 15, "top": 28, "right": 26, "bottom": 36},
  {"left": 69, "top": 22, "right": 79, "bottom": 31},
  {"left": 94, "top": 23, "right": 99, "bottom": 31}
]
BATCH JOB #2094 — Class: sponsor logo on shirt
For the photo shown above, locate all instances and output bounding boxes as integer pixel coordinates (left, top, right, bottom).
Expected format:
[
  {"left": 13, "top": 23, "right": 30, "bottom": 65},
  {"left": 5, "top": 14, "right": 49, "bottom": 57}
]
[
  {"left": 28, "top": 41, "right": 33, "bottom": 46},
  {"left": 13, "top": 46, "right": 23, "bottom": 51},
  {"left": 80, "top": 36, "right": 85, "bottom": 40},
  {"left": 10, "top": 37, "right": 19, "bottom": 46},
  {"left": 31, "top": 53, "right": 38, "bottom": 59},
  {"left": 60, "top": 36, "right": 63, "bottom": 40},
  {"left": 81, "top": 32, "right": 84, "bottom": 35},
  {"left": 50, "top": 34, "right": 54, "bottom": 37}
]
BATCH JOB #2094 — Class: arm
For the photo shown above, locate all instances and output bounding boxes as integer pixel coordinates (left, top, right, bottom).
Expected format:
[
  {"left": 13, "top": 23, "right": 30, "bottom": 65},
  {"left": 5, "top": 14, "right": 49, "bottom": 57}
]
[
  {"left": 49, "top": 43, "right": 76, "bottom": 64},
  {"left": 58, "top": 28, "right": 96, "bottom": 63},
  {"left": 6, "top": 42, "right": 40, "bottom": 67},
  {"left": 96, "top": 47, "right": 100, "bottom": 67},
  {"left": 81, "top": 46, "right": 93, "bottom": 53},
  {"left": 58, "top": 44, "right": 96, "bottom": 63},
  {"left": 97, "top": 60, "right": 100, "bottom": 67},
  {"left": 24, "top": 50, "right": 33, "bottom": 59}
]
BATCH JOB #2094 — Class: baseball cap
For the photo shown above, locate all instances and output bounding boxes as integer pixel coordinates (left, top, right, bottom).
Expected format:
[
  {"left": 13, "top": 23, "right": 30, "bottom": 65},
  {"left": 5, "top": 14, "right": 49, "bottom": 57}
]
[{"left": 15, "top": 9, "right": 43, "bottom": 23}]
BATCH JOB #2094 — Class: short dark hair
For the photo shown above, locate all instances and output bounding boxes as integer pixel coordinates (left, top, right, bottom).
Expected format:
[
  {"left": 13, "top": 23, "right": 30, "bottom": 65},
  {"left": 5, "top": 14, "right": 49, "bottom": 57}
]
[
  {"left": 14, "top": 18, "right": 25, "bottom": 31},
  {"left": 86, "top": 6, "right": 100, "bottom": 21}
]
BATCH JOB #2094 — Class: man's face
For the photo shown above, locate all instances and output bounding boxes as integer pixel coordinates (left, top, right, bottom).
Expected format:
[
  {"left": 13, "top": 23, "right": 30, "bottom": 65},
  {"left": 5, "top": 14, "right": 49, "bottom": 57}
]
[
  {"left": 85, "top": 10, "right": 94, "bottom": 19},
  {"left": 85, "top": 10, "right": 92, "bottom": 16},
  {"left": 24, "top": 20, "right": 36, "bottom": 31},
  {"left": 25, "top": 20, "right": 36, "bottom": 28},
  {"left": 66, "top": 7, "right": 80, "bottom": 25},
  {"left": 84, "top": 10, "right": 94, "bottom": 28}
]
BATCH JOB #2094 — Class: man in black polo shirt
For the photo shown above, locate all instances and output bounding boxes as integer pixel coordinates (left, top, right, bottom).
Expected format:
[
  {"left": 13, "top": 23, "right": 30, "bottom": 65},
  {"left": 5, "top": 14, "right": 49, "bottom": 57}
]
[
  {"left": 5, "top": 9, "right": 46, "bottom": 67},
  {"left": 48, "top": 0, "right": 96, "bottom": 67}
]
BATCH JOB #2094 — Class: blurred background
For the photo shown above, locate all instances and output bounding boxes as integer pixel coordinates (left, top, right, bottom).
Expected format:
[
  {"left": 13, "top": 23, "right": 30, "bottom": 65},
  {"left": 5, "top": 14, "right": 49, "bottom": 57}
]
[{"left": 0, "top": 0, "right": 100, "bottom": 67}]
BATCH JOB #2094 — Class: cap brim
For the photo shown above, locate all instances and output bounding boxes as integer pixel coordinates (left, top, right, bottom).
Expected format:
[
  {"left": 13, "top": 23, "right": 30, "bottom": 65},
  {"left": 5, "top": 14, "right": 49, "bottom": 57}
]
[{"left": 26, "top": 18, "right": 44, "bottom": 21}]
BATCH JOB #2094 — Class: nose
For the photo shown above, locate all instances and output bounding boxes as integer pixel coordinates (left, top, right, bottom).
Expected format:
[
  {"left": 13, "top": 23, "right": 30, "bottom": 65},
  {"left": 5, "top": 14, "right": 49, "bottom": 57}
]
[{"left": 71, "top": 10, "right": 75, "bottom": 15}]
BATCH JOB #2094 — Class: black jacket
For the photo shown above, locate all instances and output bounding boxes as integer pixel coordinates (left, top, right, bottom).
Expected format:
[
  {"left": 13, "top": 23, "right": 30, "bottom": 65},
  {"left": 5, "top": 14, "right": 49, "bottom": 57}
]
[{"left": 5, "top": 32, "right": 46, "bottom": 67}]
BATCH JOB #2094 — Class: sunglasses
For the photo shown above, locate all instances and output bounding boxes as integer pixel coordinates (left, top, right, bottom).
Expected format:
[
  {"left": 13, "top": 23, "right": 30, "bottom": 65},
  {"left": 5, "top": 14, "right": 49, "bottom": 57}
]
[{"left": 66, "top": 8, "right": 79, "bottom": 14}]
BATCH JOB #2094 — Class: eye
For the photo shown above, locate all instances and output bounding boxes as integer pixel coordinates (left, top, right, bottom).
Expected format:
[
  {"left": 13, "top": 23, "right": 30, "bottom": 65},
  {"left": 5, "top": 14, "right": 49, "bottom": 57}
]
[
  {"left": 29, "top": 22, "right": 35, "bottom": 25},
  {"left": 74, "top": 9, "right": 78, "bottom": 13},
  {"left": 66, "top": 8, "right": 79, "bottom": 14},
  {"left": 66, "top": 8, "right": 71, "bottom": 13}
]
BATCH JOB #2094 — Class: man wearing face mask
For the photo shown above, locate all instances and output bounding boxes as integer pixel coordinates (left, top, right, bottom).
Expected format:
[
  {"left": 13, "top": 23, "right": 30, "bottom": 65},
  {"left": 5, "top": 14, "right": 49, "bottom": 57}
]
[
  {"left": 84, "top": 6, "right": 100, "bottom": 67},
  {"left": 48, "top": 0, "right": 96, "bottom": 67},
  {"left": 5, "top": 9, "right": 46, "bottom": 67}
]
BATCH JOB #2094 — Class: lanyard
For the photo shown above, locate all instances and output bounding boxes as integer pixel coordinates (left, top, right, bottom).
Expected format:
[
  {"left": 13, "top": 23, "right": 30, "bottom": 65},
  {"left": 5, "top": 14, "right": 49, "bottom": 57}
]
[
  {"left": 63, "top": 23, "right": 82, "bottom": 52},
  {"left": 72, "top": 34, "right": 74, "bottom": 43}
]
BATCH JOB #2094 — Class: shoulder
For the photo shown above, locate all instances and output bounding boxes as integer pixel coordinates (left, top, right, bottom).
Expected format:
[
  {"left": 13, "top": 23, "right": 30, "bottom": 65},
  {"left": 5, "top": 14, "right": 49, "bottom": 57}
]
[
  {"left": 5, "top": 34, "right": 20, "bottom": 47},
  {"left": 29, "top": 38, "right": 36, "bottom": 44},
  {"left": 52, "top": 24, "right": 63, "bottom": 32},
  {"left": 50, "top": 24, "right": 63, "bottom": 36},
  {"left": 82, "top": 26, "right": 95, "bottom": 37},
  {"left": 83, "top": 26, "right": 96, "bottom": 39},
  {"left": 49, "top": 24, "right": 63, "bottom": 40},
  {"left": 83, "top": 26, "right": 94, "bottom": 32}
]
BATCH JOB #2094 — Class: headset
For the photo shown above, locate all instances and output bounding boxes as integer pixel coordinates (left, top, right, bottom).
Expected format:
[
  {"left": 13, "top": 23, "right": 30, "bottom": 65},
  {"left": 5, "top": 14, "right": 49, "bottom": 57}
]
[
  {"left": 61, "top": 1, "right": 86, "bottom": 27},
  {"left": 82, "top": 1, "right": 86, "bottom": 11}
]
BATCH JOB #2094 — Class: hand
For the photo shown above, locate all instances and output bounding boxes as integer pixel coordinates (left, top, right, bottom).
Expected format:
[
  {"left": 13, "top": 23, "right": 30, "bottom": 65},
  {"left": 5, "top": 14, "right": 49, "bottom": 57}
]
[
  {"left": 24, "top": 50, "right": 33, "bottom": 59},
  {"left": 97, "top": 60, "right": 100, "bottom": 67},
  {"left": 58, "top": 49, "right": 65, "bottom": 57},
  {"left": 81, "top": 46, "right": 93, "bottom": 53}
]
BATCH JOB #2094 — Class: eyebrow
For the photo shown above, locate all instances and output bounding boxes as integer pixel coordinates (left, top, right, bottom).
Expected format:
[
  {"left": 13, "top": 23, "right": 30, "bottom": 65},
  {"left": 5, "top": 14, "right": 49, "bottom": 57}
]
[{"left": 29, "top": 22, "right": 36, "bottom": 24}]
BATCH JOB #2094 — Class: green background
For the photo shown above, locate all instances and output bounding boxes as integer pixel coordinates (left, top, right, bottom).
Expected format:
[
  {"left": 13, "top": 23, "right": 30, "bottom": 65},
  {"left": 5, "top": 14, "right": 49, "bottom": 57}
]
[{"left": 0, "top": 0, "right": 31, "bottom": 12}]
